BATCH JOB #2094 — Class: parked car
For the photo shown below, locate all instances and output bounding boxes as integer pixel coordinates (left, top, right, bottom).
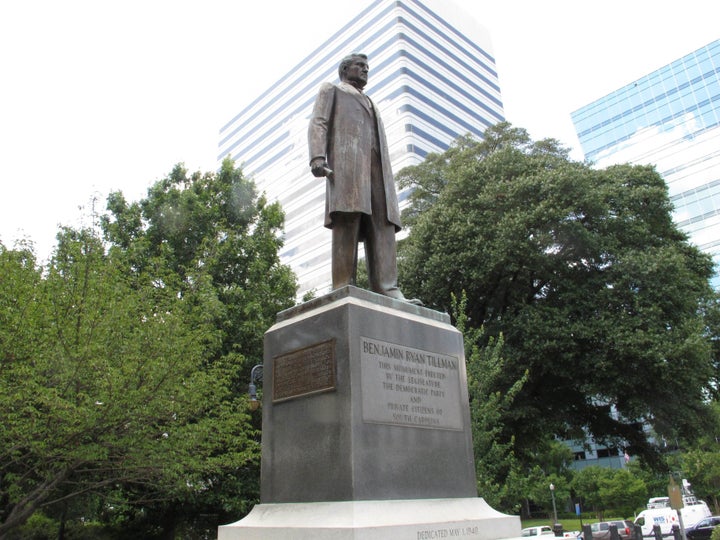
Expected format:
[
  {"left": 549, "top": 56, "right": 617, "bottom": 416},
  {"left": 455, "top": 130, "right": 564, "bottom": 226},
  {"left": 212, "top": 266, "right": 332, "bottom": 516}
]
[
  {"left": 579, "top": 521, "right": 634, "bottom": 540},
  {"left": 686, "top": 516, "right": 720, "bottom": 540},
  {"left": 522, "top": 526, "right": 554, "bottom": 537}
]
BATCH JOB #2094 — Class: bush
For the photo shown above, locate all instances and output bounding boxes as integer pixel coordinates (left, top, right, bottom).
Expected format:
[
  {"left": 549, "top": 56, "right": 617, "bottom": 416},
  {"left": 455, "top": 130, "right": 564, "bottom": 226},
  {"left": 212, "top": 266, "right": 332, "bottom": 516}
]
[
  {"left": 10, "top": 513, "right": 57, "bottom": 540},
  {"left": 6, "top": 513, "right": 115, "bottom": 540}
]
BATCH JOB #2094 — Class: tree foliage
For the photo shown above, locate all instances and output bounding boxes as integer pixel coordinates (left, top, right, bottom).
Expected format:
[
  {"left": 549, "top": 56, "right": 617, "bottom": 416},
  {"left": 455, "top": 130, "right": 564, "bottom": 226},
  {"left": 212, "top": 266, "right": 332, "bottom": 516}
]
[
  {"left": 398, "top": 122, "right": 718, "bottom": 464},
  {"left": 674, "top": 403, "right": 720, "bottom": 513},
  {"left": 98, "top": 158, "right": 297, "bottom": 533},
  {"left": 571, "top": 466, "right": 620, "bottom": 518},
  {"left": 598, "top": 468, "right": 647, "bottom": 518},
  {"left": 454, "top": 292, "right": 527, "bottom": 510},
  {"left": 568, "top": 465, "right": 648, "bottom": 519},
  {"left": 456, "top": 291, "right": 580, "bottom": 518},
  {"left": 0, "top": 159, "right": 297, "bottom": 537},
  {"left": 102, "top": 157, "right": 296, "bottom": 365},
  {"left": 0, "top": 231, "right": 257, "bottom": 536}
]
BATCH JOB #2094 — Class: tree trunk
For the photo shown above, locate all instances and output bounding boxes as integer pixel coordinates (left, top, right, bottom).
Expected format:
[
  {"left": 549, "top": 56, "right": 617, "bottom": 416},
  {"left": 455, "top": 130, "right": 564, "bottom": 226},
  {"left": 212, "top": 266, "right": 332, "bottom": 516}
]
[
  {"left": 160, "top": 507, "right": 177, "bottom": 540},
  {"left": 57, "top": 504, "right": 67, "bottom": 540}
]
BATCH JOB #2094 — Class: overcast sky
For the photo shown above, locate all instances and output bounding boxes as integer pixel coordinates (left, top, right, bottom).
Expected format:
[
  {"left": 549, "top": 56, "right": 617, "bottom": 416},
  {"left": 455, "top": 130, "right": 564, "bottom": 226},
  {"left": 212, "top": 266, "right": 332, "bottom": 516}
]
[{"left": 1, "top": 0, "right": 717, "bottom": 261}]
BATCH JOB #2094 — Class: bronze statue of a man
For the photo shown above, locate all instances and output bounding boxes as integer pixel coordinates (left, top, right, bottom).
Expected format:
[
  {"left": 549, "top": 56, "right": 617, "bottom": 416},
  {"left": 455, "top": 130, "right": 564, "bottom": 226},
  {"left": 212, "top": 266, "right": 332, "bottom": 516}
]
[{"left": 308, "top": 53, "right": 414, "bottom": 303}]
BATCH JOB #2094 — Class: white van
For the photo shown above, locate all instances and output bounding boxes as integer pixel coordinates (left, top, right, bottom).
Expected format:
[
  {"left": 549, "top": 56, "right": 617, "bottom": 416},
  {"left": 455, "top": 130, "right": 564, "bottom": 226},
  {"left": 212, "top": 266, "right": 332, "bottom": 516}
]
[
  {"left": 634, "top": 508, "right": 681, "bottom": 536},
  {"left": 634, "top": 499, "right": 711, "bottom": 536}
]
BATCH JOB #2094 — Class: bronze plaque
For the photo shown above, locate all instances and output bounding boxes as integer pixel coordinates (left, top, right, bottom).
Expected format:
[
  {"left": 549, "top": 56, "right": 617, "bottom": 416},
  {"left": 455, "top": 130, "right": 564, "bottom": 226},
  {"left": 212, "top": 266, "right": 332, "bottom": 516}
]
[{"left": 273, "top": 340, "right": 336, "bottom": 402}]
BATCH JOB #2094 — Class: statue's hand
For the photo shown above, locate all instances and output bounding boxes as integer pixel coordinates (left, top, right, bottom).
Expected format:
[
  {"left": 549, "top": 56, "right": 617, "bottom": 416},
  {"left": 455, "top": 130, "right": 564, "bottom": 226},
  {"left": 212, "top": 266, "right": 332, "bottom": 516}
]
[{"left": 310, "top": 158, "right": 331, "bottom": 178}]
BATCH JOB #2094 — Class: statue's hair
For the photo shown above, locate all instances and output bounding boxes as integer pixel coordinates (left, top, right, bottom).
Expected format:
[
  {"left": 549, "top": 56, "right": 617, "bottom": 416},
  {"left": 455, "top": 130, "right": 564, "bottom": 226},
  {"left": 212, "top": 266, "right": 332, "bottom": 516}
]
[{"left": 338, "top": 53, "right": 368, "bottom": 80}]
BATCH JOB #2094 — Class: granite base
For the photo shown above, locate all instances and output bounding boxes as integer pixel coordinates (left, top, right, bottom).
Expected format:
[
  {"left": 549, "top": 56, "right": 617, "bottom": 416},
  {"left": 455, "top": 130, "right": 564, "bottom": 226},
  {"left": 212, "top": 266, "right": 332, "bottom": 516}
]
[{"left": 218, "top": 497, "right": 521, "bottom": 540}]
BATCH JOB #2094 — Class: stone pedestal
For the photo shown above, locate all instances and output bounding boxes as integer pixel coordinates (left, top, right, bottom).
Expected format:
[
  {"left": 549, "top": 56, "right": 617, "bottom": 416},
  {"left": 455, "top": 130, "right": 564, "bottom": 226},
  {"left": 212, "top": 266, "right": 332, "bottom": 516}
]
[
  {"left": 219, "top": 286, "right": 520, "bottom": 539},
  {"left": 218, "top": 498, "right": 519, "bottom": 540}
]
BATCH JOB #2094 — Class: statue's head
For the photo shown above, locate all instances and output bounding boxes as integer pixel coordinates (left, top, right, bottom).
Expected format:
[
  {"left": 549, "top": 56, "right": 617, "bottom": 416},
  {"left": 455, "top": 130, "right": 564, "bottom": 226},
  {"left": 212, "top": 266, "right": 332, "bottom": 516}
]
[{"left": 338, "top": 53, "right": 368, "bottom": 89}]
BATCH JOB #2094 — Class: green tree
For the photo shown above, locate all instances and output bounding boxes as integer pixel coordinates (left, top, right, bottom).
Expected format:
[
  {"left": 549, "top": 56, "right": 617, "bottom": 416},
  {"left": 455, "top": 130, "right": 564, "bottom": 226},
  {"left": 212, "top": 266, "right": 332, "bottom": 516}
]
[
  {"left": 98, "top": 159, "right": 297, "bottom": 534},
  {"left": 679, "top": 421, "right": 720, "bottom": 513},
  {"left": 102, "top": 158, "right": 297, "bottom": 366},
  {"left": 571, "top": 466, "right": 615, "bottom": 518},
  {"left": 455, "top": 292, "right": 527, "bottom": 512},
  {"left": 519, "top": 441, "right": 575, "bottom": 519},
  {"left": 510, "top": 465, "right": 548, "bottom": 519},
  {"left": 597, "top": 468, "right": 647, "bottom": 517},
  {"left": 1, "top": 159, "right": 297, "bottom": 537},
  {"left": 626, "top": 459, "right": 668, "bottom": 503},
  {"left": 398, "top": 123, "right": 717, "bottom": 464},
  {"left": 457, "top": 291, "right": 576, "bottom": 517},
  {"left": 0, "top": 230, "right": 258, "bottom": 537}
]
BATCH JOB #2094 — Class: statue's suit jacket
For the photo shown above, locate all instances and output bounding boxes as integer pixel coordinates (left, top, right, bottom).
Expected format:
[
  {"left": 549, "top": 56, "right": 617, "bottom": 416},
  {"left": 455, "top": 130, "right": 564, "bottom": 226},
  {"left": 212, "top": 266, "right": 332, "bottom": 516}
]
[{"left": 308, "top": 81, "right": 402, "bottom": 231}]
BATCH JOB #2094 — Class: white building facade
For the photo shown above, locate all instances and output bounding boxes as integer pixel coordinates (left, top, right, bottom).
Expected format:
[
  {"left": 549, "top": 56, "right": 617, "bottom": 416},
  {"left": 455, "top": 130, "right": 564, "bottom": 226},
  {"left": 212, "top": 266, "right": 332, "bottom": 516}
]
[{"left": 217, "top": 0, "right": 504, "bottom": 297}]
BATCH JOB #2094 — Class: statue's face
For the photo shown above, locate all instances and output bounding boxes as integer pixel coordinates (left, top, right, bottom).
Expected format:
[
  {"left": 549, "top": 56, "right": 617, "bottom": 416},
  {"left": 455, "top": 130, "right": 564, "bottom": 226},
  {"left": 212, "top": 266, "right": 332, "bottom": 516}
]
[{"left": 343, "top": 57, "right": 368, "bottom": 89}]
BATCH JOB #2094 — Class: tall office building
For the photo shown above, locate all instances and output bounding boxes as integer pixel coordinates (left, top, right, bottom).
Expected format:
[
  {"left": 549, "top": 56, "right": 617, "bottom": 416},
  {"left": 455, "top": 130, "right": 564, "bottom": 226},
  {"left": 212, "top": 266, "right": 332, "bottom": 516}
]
[
  {"left": 571, "top": 39, "right": 720, "bottom": 282},
  {"left": 217, "top": 0, "right": 504, "bottom": 297}
]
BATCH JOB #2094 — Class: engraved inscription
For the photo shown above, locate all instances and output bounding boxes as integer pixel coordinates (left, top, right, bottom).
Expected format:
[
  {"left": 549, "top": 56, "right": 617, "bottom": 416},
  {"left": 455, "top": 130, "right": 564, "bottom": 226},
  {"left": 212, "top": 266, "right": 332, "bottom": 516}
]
[
  {"left": 360, "top": 337, "right": 463, "bottom": 430},
  {"left": 416, "top": 525, "right": 480, "bottom": 538},
  {"left": 273, "top": 340, "right": 336, "bottom": 402}
]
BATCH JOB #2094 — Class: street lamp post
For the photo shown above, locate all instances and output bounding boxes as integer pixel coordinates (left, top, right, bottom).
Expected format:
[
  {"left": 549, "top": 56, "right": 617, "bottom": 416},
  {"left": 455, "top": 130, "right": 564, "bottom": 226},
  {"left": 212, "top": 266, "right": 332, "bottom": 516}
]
[{"left": 550, "top": 483, "right": 558, "bottom": 525}]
